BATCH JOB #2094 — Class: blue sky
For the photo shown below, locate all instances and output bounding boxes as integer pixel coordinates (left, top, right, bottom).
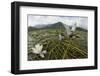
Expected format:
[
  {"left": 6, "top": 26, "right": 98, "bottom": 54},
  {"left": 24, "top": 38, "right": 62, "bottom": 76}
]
[{"left": 28, "top": 14, "right": 88, "bottom": 29}]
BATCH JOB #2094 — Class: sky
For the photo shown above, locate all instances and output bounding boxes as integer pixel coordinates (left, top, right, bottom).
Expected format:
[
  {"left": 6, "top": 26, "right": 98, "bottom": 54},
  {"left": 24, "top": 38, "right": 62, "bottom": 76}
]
[{"left": 28, "top": 14, "right": 88, "bottom": 29}]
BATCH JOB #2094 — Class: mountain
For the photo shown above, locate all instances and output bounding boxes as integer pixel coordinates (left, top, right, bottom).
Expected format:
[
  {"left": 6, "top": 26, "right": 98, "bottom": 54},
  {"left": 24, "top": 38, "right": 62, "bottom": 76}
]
[
  {"left": 33, "top": 22, "right": 65, "bottom": 29},
  {"left": 76, "top": 27, "right": 87, "bottom": 32},
  {"left": 33, "top": 24, "right": 51, "bottom": 28},
  {"left": 28, "top": 22, "right": 87, "bottom": 32},
  {"left": 42, "top": 22, "right": 65, "bottom": 29},
  {"left": 28, "top": 26, "right": 38, "bottom": 32}
]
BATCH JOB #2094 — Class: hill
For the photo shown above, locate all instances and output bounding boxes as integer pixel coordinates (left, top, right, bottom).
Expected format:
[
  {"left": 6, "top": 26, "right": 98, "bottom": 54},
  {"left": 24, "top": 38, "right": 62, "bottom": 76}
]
[{"left": 28, "top": 22, "right": 87, "bottom": 32}]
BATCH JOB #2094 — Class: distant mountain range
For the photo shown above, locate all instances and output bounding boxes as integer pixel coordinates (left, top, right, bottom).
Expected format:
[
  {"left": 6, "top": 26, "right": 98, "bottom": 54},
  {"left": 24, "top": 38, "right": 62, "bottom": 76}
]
[
  {"left": 33, "top": 22, "right": 65, "bottom": 29},
  {"left": 42, "top": 22, "right": 65, "bottom": 29},
  {"left": 28, "top": 22, "right": 87, "bottom": 32}
]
